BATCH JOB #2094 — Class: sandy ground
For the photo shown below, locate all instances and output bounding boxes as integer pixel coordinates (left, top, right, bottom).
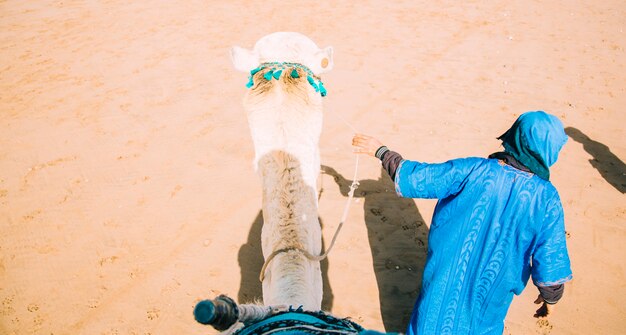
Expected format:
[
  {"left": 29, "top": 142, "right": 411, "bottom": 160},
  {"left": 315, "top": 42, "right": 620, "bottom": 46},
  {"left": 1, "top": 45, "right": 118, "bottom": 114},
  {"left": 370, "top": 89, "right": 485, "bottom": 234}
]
[{"left": 1, "top": 1, "right": 625, "bottom": 334}]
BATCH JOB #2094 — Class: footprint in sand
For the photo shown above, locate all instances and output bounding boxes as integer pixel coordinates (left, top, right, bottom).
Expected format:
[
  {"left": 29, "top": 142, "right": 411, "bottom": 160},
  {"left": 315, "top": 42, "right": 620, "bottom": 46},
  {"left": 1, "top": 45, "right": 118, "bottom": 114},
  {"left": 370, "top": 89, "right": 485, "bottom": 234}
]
[
  {"left": 370, "top": 208, "right": 382, "bottom": 216},
  {"left": 414, "top": 238, "right": 425, "bottom": 247},
  {"left": 87, "top": 299, "right": 100, "bottom": 309},
  {"left": 22, "top": 209, "right": 42, "bottom": 221},
  {"left": 2, "top": 296, "right": 15, "bottom": 316},
  {"left": 98, "top": 255, "right": 119, "bottom": 266},
  {"left": 27, "top": 303, "right": 39, "bottom": 312},
  {"left": 147, "top": 308, "right": 160, "bottom": 320},
  {"left": 536, "top": 318, "right": 553, "bottom": 334}
]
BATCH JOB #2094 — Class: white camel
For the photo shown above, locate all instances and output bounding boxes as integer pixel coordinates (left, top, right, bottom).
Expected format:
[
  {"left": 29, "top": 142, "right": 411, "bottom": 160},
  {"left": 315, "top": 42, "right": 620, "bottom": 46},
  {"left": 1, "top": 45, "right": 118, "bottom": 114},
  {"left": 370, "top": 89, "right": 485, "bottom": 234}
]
[
  {"left": 194, "top": 33, "right": 385, "bottom": 334},
  {"left": 230, "top": 32, "right": 334, "bottom": 311}
]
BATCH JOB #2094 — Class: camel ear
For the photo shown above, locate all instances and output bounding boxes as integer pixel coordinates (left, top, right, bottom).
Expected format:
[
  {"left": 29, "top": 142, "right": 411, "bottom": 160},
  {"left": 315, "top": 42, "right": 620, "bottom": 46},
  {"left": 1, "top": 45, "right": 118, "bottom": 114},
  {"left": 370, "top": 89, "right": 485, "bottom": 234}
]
[
  {"left": 315, "top": 46, "right": 334, "bottom": 74},
  {"left": 230, "top": 46, "right": 259, "bottom": 72}
]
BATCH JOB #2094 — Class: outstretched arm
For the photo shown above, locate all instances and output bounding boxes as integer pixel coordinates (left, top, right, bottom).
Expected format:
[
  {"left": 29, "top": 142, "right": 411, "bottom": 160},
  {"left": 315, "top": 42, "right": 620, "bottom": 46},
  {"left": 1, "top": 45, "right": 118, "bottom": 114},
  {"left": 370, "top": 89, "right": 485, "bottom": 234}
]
[{"left": 353, "top": 133, "right": 480, "bottom": 199}]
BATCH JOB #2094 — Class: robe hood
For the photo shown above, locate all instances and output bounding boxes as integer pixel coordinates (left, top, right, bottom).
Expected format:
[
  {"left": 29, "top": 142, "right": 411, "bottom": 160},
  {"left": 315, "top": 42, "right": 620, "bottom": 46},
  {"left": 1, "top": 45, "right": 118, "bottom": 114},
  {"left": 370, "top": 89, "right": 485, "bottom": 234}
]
[{"left": 498, "top": 111, "right": 568, "bottom": 180}]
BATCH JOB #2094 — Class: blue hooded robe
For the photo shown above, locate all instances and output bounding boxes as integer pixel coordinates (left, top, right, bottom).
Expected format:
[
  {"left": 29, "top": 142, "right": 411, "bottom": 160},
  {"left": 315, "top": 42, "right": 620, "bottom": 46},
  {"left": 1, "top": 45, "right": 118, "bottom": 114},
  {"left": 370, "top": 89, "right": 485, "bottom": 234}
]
[{"left": 399, "top": 111, "right": 572, "bottom": 335}]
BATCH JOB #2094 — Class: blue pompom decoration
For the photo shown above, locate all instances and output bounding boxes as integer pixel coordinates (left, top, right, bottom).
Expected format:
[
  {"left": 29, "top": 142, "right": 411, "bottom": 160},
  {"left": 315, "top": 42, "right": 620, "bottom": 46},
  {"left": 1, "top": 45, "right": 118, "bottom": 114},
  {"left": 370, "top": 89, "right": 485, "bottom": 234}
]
[
  {"left": 263, "top": 70, "right": 274, "bottom": 81},
  {"left": 290, "top": 68, "right": 300, "bottom": 78}
]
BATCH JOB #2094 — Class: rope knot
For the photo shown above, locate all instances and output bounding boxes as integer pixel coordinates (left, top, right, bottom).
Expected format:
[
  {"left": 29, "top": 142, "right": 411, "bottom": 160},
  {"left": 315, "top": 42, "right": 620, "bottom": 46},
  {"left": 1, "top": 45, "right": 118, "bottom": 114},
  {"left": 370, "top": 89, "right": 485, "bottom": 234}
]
[{"left": 348, "top": 180, "right": 360, "bottom": 197}]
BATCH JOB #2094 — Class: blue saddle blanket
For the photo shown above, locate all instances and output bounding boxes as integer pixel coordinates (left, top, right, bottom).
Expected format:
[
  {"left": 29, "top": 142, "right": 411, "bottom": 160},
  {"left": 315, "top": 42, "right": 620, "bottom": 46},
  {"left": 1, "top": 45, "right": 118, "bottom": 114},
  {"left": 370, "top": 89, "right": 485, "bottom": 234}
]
[{"left": 233, "top": 310, "right": 397, "bottom": 335}]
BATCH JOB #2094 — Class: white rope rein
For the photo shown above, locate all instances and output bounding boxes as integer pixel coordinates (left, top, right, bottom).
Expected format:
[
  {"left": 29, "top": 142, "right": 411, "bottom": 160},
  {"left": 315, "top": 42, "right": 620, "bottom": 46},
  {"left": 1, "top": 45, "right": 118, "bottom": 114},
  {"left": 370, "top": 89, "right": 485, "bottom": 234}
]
[{"left": 259, "top": 113, "right": 361, "bottom": 282}]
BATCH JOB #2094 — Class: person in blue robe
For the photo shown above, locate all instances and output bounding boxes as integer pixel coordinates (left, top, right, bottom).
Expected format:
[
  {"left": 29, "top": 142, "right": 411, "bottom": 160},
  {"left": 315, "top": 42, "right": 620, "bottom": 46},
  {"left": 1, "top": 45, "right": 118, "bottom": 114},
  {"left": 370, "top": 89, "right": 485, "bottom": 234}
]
[{"left": 352, "top": 111, "right": 573, "bottom": 335}]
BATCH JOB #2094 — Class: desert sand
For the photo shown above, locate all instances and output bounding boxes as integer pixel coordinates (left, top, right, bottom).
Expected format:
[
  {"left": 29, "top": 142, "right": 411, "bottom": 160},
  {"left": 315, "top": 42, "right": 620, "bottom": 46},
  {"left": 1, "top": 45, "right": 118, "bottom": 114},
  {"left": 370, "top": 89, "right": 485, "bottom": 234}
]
[{"left": 1, "top": 1, "right": 625, "bottom": 334}]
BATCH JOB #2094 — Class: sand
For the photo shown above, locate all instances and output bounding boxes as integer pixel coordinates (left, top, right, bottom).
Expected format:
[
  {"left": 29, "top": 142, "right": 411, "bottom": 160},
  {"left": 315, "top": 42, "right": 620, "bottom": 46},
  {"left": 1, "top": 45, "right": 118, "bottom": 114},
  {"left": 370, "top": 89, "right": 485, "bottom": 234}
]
[{"left": 1, "top": 1, "right": 624, "bottom": 334}]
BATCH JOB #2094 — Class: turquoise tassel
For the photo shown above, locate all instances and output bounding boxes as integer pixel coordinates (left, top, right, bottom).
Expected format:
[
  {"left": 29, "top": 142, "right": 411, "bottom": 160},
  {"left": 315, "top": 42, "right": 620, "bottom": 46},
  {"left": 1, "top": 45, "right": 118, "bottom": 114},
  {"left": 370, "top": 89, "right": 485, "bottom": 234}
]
[
  {"left": 290, "top": 68, "right": 299, "bottom": 78},
  {"left": 273, "top": 70, "right": 282, "bottom": 80},
  {"left": 307, "top": 76, "right": 319, "bottom": 92},
  {"left": 247, "top": 66, "right": 263, "bottom": 88},
  {"left": 263, "top": 70, "right": 274, "bottom": 81},
  {"left": 318, "top": 81, "right": 327, "bottom": 96}
]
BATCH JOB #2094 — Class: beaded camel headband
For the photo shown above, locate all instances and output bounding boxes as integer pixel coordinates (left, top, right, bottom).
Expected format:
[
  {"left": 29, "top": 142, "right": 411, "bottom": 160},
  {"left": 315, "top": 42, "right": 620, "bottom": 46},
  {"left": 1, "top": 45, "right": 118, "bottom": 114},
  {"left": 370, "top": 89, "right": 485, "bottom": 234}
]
[{"left": 245, "top": 62, "right": 327, "bottom": 97}]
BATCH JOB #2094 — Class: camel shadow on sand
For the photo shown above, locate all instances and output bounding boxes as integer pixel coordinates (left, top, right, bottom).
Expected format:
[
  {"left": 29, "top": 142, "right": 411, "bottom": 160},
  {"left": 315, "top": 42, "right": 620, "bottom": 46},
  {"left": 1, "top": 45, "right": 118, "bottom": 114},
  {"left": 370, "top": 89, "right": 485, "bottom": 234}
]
[
  {"left": 237, "top": 212, "right": 335, "bottom": 310},
  {"left": 565, "top": 127, "right": 626, "bottom": 194},
  {"left": 322, "top": 165, "right": 429, "bottom": 333}
]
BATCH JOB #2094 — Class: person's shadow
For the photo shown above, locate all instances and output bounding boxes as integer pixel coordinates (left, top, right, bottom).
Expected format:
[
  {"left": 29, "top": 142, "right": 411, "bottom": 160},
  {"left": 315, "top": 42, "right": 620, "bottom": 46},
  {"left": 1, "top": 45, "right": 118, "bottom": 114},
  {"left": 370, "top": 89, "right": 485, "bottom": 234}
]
[
  {"left": 565, "top": 127, "right": 625, "bottom": 194},
  {"left": 322, "top": 165, "right": 429, "bottom": 332},
  {"left": 237, "top": 211, "right": 335, "bottom": 310}
]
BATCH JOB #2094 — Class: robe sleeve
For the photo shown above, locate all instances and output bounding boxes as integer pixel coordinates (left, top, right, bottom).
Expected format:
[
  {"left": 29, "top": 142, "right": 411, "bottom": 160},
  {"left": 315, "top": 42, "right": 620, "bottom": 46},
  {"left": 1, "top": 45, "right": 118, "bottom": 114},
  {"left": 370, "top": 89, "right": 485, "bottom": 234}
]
[
  {"left": 379, "top": 150, "right": 403, "bottom": 181},
  {"left": 538, "top": 284, "right": 564, "bottom": 304},
  {"left": 531, "top": 194, "right": 573, "bottom": 287},
  {"left": 394, "top": 158, "right": 480, "bottom": 199}
]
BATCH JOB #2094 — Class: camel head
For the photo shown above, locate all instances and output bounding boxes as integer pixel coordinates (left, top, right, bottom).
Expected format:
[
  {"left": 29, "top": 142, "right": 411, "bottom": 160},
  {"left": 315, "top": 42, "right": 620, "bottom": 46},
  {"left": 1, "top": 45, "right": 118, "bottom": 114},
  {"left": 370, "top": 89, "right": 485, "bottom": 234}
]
[{"left": 230, "top": 32, "right": 333, "bottom": 75}]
